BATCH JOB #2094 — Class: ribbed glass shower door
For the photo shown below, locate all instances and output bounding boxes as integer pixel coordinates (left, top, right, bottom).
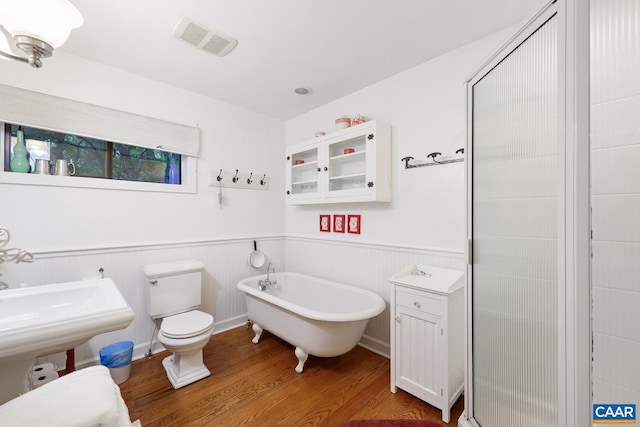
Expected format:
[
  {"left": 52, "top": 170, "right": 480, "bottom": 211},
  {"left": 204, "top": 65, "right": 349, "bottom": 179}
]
[{"left": 470, "top": 13, "right": 558, "bottom": 427}]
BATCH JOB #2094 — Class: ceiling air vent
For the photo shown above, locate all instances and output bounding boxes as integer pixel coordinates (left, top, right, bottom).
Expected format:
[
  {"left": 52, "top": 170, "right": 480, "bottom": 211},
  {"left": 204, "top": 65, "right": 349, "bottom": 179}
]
[{"left": 173, "top": 17, "right": 238, "bottom": 57}]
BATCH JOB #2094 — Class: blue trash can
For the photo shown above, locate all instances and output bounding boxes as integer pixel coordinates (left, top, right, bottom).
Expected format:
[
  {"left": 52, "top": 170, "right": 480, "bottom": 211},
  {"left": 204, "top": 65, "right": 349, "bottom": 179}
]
[{"left": 100, "top": 341, "right": 134, "bottom": 384}]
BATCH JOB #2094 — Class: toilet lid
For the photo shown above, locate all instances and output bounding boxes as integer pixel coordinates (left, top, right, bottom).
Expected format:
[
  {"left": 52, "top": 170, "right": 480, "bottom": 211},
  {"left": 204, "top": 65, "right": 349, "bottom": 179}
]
[{"left": 161, "top": 310, "right": 214, "bottom": 339}]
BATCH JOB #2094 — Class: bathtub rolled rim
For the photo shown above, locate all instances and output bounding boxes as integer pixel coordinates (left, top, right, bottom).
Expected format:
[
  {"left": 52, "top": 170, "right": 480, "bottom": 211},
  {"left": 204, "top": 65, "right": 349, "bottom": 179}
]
[{"left": 237, "top": 272, "right": 385, "bottom": 322}]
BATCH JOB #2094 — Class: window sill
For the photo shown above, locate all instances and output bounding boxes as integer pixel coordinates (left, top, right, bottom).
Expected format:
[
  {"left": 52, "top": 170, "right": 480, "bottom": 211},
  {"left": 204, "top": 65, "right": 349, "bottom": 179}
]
[{"left": 0, "top": 170, "right": 197, "bottom": 194}]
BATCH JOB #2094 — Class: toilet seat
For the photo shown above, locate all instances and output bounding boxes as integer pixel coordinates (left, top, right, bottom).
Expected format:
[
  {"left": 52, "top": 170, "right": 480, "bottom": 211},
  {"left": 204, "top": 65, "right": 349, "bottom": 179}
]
[{"left": 161, "top": 310, "right": 214, "bottom": 339}]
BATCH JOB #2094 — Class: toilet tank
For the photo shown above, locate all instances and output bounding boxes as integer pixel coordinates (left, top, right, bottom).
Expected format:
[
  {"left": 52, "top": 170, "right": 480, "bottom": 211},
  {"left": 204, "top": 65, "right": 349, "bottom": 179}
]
[{"left": 143, "top": 259, "right": 205, "bottom": 319}]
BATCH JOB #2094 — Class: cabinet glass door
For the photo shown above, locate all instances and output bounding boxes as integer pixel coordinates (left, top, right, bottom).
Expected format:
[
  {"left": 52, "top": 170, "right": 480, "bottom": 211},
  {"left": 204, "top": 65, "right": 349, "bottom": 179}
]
[
  {"left": 325, "top": 132, "right": 370, "bottom": 197},
  {"left": 288, "top": 145, "right": 320, "bottom": 198}
]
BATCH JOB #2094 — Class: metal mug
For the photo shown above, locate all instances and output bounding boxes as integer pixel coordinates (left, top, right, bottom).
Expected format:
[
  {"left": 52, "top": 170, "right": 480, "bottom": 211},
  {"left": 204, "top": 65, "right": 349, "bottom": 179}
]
[
  {"left": 54, "top": 159, "right": 76, "bottom": 176},
  {"left": 34, "top": 159, "right": 51, "bottom": 175}
]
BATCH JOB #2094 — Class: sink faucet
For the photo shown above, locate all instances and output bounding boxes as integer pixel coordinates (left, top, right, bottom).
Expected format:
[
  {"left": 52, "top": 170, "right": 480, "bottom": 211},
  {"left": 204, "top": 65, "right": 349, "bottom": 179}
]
[{"left": 258, "top": 262, "right": 277, "bottom": 291}]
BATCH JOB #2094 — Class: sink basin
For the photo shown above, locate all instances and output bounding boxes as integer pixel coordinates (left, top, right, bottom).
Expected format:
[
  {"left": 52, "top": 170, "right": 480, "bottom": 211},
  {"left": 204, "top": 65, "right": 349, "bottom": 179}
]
[{"left": 0, "top": 278, "right": 134, "bottom": 404}]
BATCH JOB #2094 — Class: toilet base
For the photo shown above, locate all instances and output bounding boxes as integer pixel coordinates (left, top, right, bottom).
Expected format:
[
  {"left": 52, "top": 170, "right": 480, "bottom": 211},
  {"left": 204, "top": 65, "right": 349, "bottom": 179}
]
[{"left": 162, "top": 352, "right": 210, "bottom": 389}]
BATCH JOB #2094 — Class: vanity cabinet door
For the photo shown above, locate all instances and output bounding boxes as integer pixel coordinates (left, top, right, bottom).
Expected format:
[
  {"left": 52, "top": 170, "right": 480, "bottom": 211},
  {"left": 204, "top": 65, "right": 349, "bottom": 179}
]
[{"left": 394, "top": 305, "right": 444, "bottom": 410}]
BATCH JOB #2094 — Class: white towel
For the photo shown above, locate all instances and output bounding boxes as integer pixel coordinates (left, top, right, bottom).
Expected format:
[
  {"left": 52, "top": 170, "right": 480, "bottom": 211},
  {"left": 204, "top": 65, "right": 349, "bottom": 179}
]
[{"left": 0, "top": 365, "right": 135, "bottom": 427}]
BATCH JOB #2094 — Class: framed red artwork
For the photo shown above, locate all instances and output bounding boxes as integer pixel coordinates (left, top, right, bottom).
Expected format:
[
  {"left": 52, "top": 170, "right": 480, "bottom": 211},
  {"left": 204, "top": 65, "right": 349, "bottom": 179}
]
[
  {"left": 347, "top": 214, "right": 361, "bottom": 234},
  {"left": 319, "top": 214, "right": 331, "bottom": 232},
  {"left": 333, "top": 215, "right": 346, "bottom": 233}
]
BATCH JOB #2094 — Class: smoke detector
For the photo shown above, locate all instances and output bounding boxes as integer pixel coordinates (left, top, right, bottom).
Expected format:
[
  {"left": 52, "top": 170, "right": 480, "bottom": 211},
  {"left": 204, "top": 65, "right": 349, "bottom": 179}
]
[{"left": 173, "top": 17, "right": 238, "bottom": 57}]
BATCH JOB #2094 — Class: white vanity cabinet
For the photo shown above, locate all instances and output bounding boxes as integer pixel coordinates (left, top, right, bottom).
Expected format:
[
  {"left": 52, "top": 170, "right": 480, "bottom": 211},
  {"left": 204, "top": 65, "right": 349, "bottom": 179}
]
[
  {"left": 285, "top": 120, "right": 391, "bottom": 204},
  {"left": 389, "top": 265, "right": 465, "bottom": 423}
]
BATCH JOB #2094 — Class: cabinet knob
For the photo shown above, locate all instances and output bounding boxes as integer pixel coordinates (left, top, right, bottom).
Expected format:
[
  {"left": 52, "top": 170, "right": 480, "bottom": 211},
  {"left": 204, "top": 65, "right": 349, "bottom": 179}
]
[
  {"left": 287, "top": 156, "right": 291, "bottom": 160},
  {"left": 323, "top": 166, "right": 328, "bottom": 171},
  {"left": 395, "top": 316, "right": 401, "bottom": 323},
  {"left": 317, "top": 167, "right": 321, "bottom": 172},
  {"left": 367, "top": 133, "right": 374, "bottom": 140},
  {"left": 286, "top": 190, "right": 290, "bottom": 195},
  {"left": 149, "top": 280, "right": 158, "bottom": 285},
  {"left": 413, "top": 301, "right": 421, "bottom": 308}
]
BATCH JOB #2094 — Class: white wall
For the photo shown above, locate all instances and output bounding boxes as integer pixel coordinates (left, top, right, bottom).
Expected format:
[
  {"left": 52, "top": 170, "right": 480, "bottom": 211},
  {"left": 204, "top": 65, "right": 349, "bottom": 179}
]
[
  {"left": 285, "top": 27, "right": 514, "bottom": 252},
  {"left": 0, "top": 24, "right": 516, "bottom": 367},
  {"left": 0, "top": 51, "right": 285, "bottom": 252},
  {"left": 591, "top": 0, "right": 640, "bottom": 413},
  {"left": 0, "top": 51, "right": 285, "bottom": 365},
  {"left": 281, "top": 28, "right": 517, "bottom": 350}
]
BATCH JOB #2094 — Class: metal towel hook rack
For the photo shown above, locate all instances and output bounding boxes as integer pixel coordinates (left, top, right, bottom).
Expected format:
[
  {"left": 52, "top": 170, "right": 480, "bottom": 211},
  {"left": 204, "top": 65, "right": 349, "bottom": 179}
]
[
  {"left": 401, "top": 148, "right": 465, "bottom": 169},
  {"left": 209, "top": 169, "right": 270, "bottom": 191}
]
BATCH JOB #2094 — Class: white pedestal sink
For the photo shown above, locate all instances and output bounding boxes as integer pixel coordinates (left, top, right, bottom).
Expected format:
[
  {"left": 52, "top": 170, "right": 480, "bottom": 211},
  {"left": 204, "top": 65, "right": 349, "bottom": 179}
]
[{"left": 0, "top": 278, "right": 134, "bottom": 404}]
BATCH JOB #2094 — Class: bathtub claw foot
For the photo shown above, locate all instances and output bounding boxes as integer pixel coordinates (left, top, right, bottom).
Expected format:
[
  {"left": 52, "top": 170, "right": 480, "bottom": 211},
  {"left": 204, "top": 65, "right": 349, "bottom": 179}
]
[
  {"left": 295, "top": 347, "right": 308, "bottom": 373},
  {"left": 252, "top": 323, "right": 263, "bottom": 344}
]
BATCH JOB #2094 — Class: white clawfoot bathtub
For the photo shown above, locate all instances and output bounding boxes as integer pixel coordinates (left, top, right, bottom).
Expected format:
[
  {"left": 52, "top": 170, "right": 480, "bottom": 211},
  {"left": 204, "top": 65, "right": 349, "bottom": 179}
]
[{"left": 237, "top": 272, "right": 386, "bottom": 373}]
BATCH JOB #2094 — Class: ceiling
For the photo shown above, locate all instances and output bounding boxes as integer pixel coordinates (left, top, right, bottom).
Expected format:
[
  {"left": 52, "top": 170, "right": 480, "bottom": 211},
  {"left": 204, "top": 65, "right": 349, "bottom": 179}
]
[{"left": 60, "top": 0, "right": 545, "bottom": 120}]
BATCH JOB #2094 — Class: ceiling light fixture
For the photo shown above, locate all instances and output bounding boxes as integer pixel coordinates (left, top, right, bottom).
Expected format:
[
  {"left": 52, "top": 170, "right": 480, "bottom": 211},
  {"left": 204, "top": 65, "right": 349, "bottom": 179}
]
[
  {"left": 0, "top": 0, "right": 83, "bottom": 68},
  {"left": 293, "top": 87, "right": 312, "bottom": 95}
]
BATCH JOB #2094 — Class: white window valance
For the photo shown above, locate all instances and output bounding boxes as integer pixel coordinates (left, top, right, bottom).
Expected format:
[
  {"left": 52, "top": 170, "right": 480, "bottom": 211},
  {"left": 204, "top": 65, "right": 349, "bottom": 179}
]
[{"left": 0, "top": 83, "right": 199, "bottom": 156}]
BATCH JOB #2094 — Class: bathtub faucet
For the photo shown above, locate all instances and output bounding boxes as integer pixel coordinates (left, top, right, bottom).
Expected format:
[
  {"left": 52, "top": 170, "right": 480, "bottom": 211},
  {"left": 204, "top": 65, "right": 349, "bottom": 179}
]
[
  {"left": 267, "top": 262, "right": 276, "bottom": 283},
  {"left": 258, "top": 262, "right": 277, "bottom": 291}
]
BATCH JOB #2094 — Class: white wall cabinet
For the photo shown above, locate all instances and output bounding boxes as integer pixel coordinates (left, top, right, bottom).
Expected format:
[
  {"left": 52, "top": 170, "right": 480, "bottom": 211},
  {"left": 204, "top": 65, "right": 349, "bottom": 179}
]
[
  {"left": 389, "top": 265, "right": 464, "bottom": 423},
  {"left": 285, "top": 120, "right": 391, "bottom": 204}
]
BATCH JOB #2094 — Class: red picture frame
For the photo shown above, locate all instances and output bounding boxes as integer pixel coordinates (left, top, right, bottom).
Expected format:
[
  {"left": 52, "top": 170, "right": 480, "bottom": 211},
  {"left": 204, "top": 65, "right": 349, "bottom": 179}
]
[
  {"left": 319, "top": 214, "right": 331, "bottom": 232},
  {"left": 347, "top": 214, "right": 361, "bottom": 234},
  {"left": 333, "top": 215, "right": 346, "bottom": 233}
]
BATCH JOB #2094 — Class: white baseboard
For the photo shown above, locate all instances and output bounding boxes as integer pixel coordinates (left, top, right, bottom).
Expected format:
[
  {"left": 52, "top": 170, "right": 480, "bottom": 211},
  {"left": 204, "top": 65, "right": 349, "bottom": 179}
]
[
  {"left": 76, "top": 317, "right": 250, "bottom": 370},
  {"left": 359, "top": 333, "right": 390, "bottom": 359},
  {"left": 214, "top": 315, "right": 249, "bottom": 335}
]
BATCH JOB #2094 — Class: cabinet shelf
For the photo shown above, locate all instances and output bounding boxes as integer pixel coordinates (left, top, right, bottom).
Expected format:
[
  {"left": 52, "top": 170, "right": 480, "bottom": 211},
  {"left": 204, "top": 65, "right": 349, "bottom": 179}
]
[
  {"left": 329, "top": 172, "right": 366, "bottom": 181},
  {"left": 329, "top": 151, "right": 365, "bottom": 161},
  {"left": 292, "top": 160, "right": 318, "bottom": 169},
  {"left": 292, "top": 179, "right": 318, "bottom": 186}
]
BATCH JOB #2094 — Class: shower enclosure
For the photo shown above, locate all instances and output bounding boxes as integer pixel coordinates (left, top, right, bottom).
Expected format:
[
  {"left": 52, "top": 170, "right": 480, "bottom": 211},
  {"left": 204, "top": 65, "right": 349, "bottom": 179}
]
[
  {"left": 459, "top": 0, "right": 620, "bottom": 425},
  {"left": 469, "top": 11, "right": 560, "bottom": 427},
  {"left": 464, "top": 0, "right": 640, "bottom": 425}
]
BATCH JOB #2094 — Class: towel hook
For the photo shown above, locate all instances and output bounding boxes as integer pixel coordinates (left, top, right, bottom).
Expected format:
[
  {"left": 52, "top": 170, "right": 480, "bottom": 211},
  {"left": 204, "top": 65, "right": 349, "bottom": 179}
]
[
  {"left": 427, "top": 152, "right": 442, "bottom": 164},
  {"left": 260, "top": 174, "right": 267, "bottom": 186},
  {"left": 401, "top": 156, "right": 415, "bottom": 169},
  {"left": 247, "top": 172, "right": 254, "bottom": 184},
  {"left": 232, "top": 169, "right": 239, "bottom": 183},
  {"left": 217, "top": 169, "right": 223, "bottom": 182}
]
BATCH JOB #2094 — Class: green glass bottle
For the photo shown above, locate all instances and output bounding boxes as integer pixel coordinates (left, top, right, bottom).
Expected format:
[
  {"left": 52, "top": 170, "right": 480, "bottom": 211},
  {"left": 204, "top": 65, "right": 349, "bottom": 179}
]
[{"left": 10, "top": 126, "right": 30, "bottom": 173}]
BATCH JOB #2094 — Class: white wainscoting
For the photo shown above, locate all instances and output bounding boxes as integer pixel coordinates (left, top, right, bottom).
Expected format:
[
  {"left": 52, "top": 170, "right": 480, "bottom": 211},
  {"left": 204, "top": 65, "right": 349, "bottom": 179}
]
[
  {"left": 1, "top": 237, "right": 284, "bottom": 369},
  {"left": 284, "top": 237, "right": 465, "bottom": 358},
  {"left": 2, "top": 236, "right": 463, "bottom": 369}
]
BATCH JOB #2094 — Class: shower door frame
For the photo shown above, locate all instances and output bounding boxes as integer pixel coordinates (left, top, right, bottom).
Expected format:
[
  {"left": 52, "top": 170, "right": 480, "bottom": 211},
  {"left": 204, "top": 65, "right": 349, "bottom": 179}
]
[{"left": 461, "top": 1, "right": 591, "bottom": 426}]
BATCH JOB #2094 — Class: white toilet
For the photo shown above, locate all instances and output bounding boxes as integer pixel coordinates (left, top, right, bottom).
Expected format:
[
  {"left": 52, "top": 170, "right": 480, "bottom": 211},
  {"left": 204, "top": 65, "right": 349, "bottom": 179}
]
[{"left": 143, "top": 259, "right": 214, "bottom": 389}]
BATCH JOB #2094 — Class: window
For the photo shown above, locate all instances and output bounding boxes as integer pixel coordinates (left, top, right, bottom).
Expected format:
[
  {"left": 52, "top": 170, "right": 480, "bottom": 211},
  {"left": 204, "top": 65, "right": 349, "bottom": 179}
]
[{"left": 3, "top": 123, "right": 181, "bottom": 184}]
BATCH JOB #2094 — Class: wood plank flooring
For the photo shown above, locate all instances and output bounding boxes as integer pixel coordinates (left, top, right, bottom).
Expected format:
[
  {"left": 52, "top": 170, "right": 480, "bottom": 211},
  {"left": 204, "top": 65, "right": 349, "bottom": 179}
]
[{"left": 119, "top": 326, "right": 463, "bottom": 427}]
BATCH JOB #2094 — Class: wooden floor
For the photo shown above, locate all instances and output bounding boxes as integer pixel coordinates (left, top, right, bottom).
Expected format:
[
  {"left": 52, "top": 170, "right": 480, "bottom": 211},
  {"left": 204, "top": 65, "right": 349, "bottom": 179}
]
[{"left": 119, "top": 326, "right": 463, "bottom": 427}]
